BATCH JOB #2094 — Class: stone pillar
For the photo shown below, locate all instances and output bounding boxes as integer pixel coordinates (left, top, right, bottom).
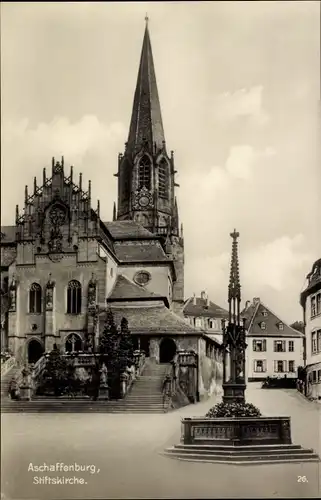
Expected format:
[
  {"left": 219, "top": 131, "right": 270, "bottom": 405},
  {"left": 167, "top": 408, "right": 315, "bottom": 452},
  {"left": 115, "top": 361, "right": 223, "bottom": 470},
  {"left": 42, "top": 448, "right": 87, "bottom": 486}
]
[{"left": 44, "top": 276, "right": 56, "bottom": 352}]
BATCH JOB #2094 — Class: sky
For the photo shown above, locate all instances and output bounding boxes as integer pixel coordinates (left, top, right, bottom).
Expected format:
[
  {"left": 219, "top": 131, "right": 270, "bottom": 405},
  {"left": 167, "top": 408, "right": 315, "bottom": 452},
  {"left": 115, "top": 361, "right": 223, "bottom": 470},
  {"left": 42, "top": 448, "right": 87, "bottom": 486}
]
[{"left": 1, "top": 1, "right": 320, "bottom": 323}]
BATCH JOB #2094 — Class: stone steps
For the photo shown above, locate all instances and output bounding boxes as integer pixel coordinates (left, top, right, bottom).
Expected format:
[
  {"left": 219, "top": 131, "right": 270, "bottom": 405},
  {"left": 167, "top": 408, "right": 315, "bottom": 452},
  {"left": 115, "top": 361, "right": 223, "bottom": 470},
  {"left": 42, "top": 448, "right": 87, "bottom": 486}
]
[{"left": 163, "top": 443, "right": 321, "bottom": 465}]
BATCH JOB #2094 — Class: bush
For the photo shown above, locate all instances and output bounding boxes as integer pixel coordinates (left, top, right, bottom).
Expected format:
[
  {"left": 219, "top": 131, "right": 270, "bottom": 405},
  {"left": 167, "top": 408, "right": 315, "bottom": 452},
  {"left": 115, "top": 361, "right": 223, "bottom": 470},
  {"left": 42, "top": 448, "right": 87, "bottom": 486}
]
[{"left": 206, "top": 400, "right": 262, "bottom": 418}]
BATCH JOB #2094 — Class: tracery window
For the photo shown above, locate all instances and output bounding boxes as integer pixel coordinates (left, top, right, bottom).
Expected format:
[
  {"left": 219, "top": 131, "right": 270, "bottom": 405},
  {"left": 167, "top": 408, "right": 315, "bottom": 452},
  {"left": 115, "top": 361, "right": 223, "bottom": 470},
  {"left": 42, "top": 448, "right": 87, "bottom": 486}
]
[
  {"left": 29, "top": 283, "right": 42, "bottom": 314},
  {"left": 67, "top": 280, "right": 82, "bottom": 314},
  {"left": 138, "top": 156, "right": 151, "bottom": 190},
  {"left": 158, "top": 159, "right": 169, "bottom": 199},
  {"left": 65, "top": 333, "right": 82, "bottom": 353}
]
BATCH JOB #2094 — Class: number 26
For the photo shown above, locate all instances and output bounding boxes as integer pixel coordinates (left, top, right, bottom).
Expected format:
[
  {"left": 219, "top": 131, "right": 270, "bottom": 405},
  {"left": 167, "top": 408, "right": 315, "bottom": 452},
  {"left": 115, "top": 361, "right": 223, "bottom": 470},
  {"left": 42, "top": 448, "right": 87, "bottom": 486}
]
[{"left": 297, "top": 476, "right": 308, "bottom": 483}]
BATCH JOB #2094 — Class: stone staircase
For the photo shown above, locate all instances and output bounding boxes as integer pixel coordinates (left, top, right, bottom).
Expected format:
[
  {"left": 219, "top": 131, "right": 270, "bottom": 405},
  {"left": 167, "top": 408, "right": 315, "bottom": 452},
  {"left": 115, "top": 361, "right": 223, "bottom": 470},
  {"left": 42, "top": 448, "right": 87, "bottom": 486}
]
[
  {"left": 1, "top": 364, "right": 20, "bottom": 399},
  {"left": 1, "top": 360, "right": 171, "bottom": 414},
  {"left": 163, "top": 443, "right": 320, "bottom": 465}
]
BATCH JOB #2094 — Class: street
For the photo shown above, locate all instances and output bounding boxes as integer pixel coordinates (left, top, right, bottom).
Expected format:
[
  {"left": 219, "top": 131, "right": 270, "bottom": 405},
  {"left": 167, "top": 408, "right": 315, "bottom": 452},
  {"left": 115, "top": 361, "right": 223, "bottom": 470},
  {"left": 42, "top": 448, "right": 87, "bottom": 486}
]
[{"left": 1, "top": 384, "right": 320, "bottom": 499}]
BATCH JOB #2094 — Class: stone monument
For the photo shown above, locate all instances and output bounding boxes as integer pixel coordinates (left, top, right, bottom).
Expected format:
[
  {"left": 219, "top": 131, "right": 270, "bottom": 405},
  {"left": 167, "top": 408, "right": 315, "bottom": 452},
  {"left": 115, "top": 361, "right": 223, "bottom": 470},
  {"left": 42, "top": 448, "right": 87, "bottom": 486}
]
[{"left": 164, "top": 230, "right": 320, "bottom": 465}]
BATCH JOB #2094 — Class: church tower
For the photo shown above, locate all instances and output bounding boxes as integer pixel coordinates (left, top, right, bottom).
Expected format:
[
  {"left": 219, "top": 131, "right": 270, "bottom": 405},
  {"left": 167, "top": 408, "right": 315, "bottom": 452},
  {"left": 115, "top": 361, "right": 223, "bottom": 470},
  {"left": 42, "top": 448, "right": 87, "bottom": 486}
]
[{"left": 114, "top": 18, "right": 185, "bottom": 311}]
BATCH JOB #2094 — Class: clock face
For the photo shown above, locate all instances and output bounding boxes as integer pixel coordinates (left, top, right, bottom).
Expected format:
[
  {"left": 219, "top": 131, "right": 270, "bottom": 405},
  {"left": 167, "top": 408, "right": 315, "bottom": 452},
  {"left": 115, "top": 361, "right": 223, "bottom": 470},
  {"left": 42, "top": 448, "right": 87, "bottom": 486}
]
[
  {"left": 138, "top": 195, "right": 150, "bottom": 208},
  {"left": 49, "top": 206, "right": 66, "bottom": 226}
]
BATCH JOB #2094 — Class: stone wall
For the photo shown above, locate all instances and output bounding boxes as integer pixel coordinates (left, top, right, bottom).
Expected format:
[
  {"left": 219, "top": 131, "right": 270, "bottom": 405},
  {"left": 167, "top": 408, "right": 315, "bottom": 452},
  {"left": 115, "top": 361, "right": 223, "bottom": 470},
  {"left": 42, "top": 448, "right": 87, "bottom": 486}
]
[{"left": 198, "top": 337, "right": 223, "bottom": 401}]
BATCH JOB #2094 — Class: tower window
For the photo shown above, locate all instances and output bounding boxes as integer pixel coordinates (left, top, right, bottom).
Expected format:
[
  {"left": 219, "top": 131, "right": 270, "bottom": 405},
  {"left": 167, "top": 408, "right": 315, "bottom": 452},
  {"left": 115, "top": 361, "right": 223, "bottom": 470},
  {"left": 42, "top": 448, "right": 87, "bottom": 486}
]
[
  {"left": 158, "top": 159, "right": 169, "bottom": 199},
  {"left": 138, "top": 156, "right": 151, "bottom": 190},
  {"left": 67, "top": 280, "right": 82, "bottom": 314},
  {"left": 29, "top": 283, "right": 42, "bottom": 313}
]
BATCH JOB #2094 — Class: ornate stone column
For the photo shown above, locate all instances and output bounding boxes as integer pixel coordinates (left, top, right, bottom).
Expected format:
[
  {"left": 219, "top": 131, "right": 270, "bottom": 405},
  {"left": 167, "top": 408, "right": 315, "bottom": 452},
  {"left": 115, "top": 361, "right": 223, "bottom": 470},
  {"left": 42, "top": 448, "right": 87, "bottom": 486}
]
[{"left": 44, "top": 274, "right": 56, "bottom": 352}]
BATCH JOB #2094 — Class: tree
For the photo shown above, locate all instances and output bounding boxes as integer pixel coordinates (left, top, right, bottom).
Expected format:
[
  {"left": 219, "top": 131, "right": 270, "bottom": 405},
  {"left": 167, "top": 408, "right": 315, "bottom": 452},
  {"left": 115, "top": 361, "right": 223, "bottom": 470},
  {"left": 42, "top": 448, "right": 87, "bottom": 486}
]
[
  {"left": 290, "top": 321, "right": 305, "bottom": 334},
  {"left": 39, "top": 346, "right": 73, "bottom": 396}
]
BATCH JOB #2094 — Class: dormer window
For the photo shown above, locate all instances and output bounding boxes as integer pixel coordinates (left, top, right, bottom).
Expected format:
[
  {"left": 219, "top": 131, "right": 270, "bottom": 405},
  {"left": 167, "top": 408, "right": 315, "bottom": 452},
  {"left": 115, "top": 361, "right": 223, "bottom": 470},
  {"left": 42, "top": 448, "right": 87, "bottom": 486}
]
[
  {"left": 262, "top": 310, "right": 268, "bottom": 317},
  {"left": 260, "top": 322, "right": 266, "bottom": 330},
  {"left": 278, "top": 322, "right": 284, "bottom": 331}
]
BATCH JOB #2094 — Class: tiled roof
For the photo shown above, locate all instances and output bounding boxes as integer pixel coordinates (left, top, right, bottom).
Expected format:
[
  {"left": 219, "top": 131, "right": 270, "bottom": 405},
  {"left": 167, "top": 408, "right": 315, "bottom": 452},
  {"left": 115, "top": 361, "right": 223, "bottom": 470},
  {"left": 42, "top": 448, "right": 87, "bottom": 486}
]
[
  {"left": 183, "top": 296, "right": 229, "bottom": 319},
  {"left": 114, "top": 241, "right": 169, "bottom": 263},
  {"left": 103, "top": 221, "right": 157, "bottom": 240},
  {"left": 99, "top": 303, "right": 202, "bottom": 335},
  {"left": 0, "top": 226, "right": 16, "bottom": 244},
  {"left": 108, "top": 274, "right": 164, "bottom": 302},
  {"left": 241, "top": 300, "right": 303, "bottom": 338}
]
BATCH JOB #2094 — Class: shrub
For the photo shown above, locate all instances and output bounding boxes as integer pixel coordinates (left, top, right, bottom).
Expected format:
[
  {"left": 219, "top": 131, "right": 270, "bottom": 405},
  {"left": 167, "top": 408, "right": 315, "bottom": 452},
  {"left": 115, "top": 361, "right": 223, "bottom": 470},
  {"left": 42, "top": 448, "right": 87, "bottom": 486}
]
[{"left": 206, "top": 400, "right": 262, "bottom": 418}]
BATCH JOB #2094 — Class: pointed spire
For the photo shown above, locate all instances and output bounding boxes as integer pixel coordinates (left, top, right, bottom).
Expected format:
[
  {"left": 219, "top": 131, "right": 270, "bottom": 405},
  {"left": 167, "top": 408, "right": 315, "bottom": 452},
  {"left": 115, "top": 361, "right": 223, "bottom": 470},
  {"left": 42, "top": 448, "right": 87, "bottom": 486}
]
[
  {"left": 113, "top": 202, "right": 117, "bottom": 221},
  {"left": 127, "top": 18, "right": 165, "bottom": 155},
  {"left": 228, "top": 229, "right": 241, "bottom": 303}
]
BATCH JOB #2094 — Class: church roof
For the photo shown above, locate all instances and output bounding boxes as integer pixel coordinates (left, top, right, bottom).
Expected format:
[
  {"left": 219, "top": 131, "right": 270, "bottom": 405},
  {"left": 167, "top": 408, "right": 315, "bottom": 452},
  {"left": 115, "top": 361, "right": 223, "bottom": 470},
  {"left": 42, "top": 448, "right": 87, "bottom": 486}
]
[
  {"left": 114, "top": 241, "right": 169, "bottom": 263},
  {"left": 126, "top": 20, "right": 165, "bottom": 155},
  {"left": 101, "top": 303, "right": 204, "bottom": 336},
  {"left": 103, "top": 221, "right": 158, "bottom": 240},
  {"left": 108, "top": 274, "right": 165, "bottom": 302},
  {"left": 183, "top": 296, "right": 229, "bottom": 319},
  {"left": 241, "top": 299, "right": 303, "bottom": 338}
]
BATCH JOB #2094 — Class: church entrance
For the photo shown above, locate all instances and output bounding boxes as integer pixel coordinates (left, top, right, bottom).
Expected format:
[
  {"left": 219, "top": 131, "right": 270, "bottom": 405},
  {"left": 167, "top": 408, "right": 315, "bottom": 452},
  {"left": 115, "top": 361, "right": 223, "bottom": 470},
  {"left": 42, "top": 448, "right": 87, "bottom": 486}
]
[
  {"left": 27, "top": 339, "right": 44, "bottom": 364},
  {"left": 159, "top": 337, "right": 177, "bottom": 363}
]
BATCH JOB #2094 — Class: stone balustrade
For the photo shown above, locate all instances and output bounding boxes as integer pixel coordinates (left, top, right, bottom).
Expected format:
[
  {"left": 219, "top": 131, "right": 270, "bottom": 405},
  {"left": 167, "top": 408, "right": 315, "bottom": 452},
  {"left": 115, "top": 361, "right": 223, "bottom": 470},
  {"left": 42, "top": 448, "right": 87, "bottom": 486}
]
[
  {"left": 181, "top": 416, "right": 292, "bottom": 446},
  {"left": 1, "top": 356, "right": 16, "bottom": 377}
]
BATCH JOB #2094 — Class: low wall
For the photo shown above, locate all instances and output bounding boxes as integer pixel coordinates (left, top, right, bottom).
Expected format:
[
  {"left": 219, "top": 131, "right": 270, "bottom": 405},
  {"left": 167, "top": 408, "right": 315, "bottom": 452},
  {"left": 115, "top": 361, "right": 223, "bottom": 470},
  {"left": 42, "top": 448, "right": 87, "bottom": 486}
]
[{"left": 181, "top": 416, "right": 292, "bottom": 446}]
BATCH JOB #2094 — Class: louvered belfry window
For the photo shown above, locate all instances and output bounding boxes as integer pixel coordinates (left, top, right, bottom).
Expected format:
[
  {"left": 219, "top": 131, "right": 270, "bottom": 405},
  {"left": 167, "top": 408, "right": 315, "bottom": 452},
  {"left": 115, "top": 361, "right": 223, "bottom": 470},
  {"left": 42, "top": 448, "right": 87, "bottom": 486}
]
[
  {"left": 158, "top": 159, "right": 169, "bottom": 199},
  {"left": 138, "top": 156, "right": 151, "bottom": 190}
]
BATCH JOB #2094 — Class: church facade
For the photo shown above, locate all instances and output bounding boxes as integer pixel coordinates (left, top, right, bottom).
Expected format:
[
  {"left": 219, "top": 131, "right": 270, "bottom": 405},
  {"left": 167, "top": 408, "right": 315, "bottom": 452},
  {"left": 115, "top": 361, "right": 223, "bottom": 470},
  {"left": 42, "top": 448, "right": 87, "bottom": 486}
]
[{"left": 1, "top": 20, "right": 223, "bottom": 400}]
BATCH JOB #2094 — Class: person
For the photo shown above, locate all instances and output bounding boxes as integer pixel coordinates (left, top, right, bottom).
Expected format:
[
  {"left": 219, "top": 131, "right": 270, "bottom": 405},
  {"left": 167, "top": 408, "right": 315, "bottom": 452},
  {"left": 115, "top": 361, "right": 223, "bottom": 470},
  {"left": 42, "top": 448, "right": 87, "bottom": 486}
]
[{"left": 162, "top": 375, "right": 172, "bottom": 408}]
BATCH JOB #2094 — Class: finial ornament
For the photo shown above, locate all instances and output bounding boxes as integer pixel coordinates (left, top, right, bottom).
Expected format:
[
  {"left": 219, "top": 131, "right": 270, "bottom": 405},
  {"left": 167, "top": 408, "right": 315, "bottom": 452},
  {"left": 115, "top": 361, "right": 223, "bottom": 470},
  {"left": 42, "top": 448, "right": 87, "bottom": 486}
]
[{"left": 145, "top": 13, "right": 149, "bottom": 26}]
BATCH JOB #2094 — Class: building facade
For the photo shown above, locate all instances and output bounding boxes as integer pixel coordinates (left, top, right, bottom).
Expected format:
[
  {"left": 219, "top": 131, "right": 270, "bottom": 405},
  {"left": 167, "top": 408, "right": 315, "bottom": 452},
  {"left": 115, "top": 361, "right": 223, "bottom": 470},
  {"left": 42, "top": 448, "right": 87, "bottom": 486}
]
[
  {"left": 300, "top": 258, "right": 321, "bottom": 400},
  {"left": 0, "top": 20, "right": 223, "bottom": 401},
  {"left": 242, "top": 298, "right": 304, "bottom": 382}
]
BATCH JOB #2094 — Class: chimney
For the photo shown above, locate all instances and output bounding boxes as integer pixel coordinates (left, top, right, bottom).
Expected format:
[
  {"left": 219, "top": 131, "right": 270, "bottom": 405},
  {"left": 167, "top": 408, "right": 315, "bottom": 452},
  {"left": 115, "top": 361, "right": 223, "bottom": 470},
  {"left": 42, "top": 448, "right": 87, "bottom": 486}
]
[
  {"left": 201, "top": 290, "right": 206, "bottom": 301},
  {"left": 192, "top": 293, "right": 196, "bottom": 305},
  {"left": 253, "top": 297, "right": 260, "bottom": 305}
]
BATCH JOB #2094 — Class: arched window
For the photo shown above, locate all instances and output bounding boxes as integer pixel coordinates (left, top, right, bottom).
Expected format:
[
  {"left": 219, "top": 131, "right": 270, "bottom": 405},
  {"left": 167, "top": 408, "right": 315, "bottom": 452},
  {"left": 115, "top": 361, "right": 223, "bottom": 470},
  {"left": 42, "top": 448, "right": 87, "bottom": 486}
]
[
  {"left": 29, "top": 283, "right": 42, "bottom": 313},
  {"left": 158, "top": 159, "right": 169, "bottom": 199},
  {"left": 138, "top": 156, "right": 151, "bottom": 190},
  {"left": 67, "top": 280, "right": 82, "bottom": 314},
  {"left": 65, "top": 333, "right": 82, "bottom": 353}
]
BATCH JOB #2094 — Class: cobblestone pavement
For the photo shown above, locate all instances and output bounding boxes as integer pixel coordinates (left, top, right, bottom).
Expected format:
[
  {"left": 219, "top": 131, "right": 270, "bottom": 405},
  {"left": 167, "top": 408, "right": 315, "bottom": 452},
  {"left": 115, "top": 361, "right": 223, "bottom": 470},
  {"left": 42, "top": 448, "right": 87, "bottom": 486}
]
[{"left": 1, "top": 384, "right": 320, "bottom": 499}]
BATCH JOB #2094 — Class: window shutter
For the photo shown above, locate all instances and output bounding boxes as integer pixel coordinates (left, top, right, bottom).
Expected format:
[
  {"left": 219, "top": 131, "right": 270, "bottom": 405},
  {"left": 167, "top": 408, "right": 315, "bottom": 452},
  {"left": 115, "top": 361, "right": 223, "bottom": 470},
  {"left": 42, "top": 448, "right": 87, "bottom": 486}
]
[
  {"left": 263, "top": 360, "right": 267, "bottom": 372},
  {"left": 274, "top": 340, "right": 277, "bottom": 352},
  {"left": 282, "top": 340, "right": 286, "bottom": 351},
  {"left": 252, "top": 340, "right": 256, "bottom": 351},
  {"left": 274, "top": 360, "right": 277, "bottom": 373},
  {"left": 253, "top": 360, "right": 256, "bottom": 372},
  {"left": 263, "top": 339, "right": 266, "bottom": 351},
  {"left": 283, "top": 360, "right": 287, "bottom": 372}
]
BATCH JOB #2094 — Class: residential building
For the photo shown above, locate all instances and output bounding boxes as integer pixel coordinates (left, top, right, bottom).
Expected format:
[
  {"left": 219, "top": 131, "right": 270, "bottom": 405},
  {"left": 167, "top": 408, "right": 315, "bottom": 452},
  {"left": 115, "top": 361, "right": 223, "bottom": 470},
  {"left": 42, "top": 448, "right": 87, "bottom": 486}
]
[
  {"left": 242, "top": 297, "right": 304, "bottom": 382},
  {"left": 300, "top": 258, "right": 321, "bottom": 400}
]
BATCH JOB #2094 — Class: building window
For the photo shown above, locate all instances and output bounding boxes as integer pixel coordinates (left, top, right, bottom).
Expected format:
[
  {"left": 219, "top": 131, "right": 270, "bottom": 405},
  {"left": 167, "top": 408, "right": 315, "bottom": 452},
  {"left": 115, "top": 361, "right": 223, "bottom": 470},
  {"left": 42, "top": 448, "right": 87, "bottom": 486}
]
[
  {"left": 65, "top": 333, "right": 82, "bottom": 353},
  {"left": 312, "top": 370, "right": 317, "bottom": 383},
  {"left": 318, "top": 370, "right": 321, "bottom": 383},
  {"left": 254, "top": 360, "right": 266, "bottom": 373},
  {"left": 311, "top": 332, "right": 317, "bottom": 354},
  {"left": 288, "top": 340, "right": 294, "bottom": 352},
  {"left": 311, "top": 296, "right": 316, "bottom": 317},
  {"left": 260, "top": 322, "right": 266, "bottom": 330},
  {"left": 158, "top": 159, "right": 169, "bottom": 199},
  {"left": 134, "top": 271, "right": 151, "bottom": 286},
  {"left": 274, "top": 360, "right": 285, "bottom": 373},
  {"left": 288, "top": 360, "right": 295, "bottom": 373},
  {"left": 262, "top": 310, "right": 268, "bottom": 317},
  {"left": 67, "top": 280, "right": 82, "bottom": 314},
  {"left": 274, "top": 340, "right": 286, "bottom": 352},
  {"left": 138, "top": 156, "right": 151, "bottom": 190},
  {"left": 317, "top": 293, "right": 321, "bottom": 315},
  {"left": 253, "top": 339, "right": 267, "bottom": 352},
  {"left": 29, "top": 283, "right": 42, "bottom": 313},
  {"left": 318, "top": 330, "right": 321, "bottom": 352},
  {"left": 195, "top": 318, "right": 202, "bottom": 328},
  {"left": 110, "top": 267, "right": 114, "bottom": 278},
  {"left": 278, "top": 322, "right": 284, "bottom": 330},
  {"left": 208, "top": 319, "right": 216, "bottom": 329}
]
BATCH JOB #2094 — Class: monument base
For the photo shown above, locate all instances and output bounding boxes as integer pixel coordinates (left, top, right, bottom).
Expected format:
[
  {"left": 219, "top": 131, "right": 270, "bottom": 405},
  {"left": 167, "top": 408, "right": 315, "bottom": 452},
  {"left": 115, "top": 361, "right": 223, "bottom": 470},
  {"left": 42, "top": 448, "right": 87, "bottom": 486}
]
[
  {"left": 163, "top": 416, "right": 320, "bottom": 465},
  {"left": 98, "top": 385, "right": 109, "bottom": 401}
]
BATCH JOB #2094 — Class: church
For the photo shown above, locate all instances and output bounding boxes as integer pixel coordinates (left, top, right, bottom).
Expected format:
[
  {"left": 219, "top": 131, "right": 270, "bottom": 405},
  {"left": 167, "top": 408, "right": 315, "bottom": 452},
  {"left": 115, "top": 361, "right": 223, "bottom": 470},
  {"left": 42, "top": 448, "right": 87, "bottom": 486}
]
[{"left": 1, "top": 20, "right": 223, "bottom": 401}]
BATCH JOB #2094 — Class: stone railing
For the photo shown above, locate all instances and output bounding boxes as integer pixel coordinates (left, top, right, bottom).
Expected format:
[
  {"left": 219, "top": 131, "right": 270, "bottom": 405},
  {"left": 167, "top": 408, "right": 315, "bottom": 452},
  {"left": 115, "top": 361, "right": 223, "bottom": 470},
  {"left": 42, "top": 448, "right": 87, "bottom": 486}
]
[
  {"left": 120, "top": 351, "right": 146, "bottom": 398},
  {"left": 181, "top": 416, "right": 292, "bottom": 446},
  {"left": 1, "top": 356, "right": 16, "bottom": 377}
]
